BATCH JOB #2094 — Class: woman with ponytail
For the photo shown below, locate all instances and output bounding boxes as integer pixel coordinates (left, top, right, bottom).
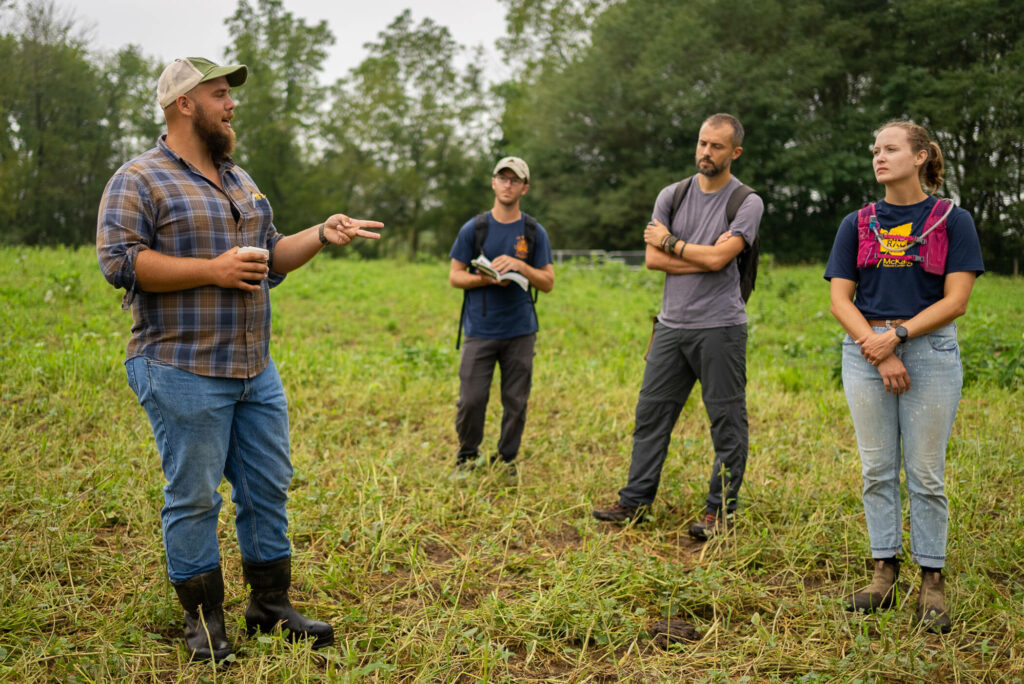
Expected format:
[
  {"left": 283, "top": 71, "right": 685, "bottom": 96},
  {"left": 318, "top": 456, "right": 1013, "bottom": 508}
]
[{"left": 824, "top": 120, "right": 984, "bottom": 633}]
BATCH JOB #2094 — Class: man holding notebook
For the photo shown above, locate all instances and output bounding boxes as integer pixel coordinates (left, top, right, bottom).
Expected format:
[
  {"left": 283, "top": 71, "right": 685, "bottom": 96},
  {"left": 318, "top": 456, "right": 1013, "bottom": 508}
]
[{"left": 448, "top": 157, "right": 555, "bottom": 475}]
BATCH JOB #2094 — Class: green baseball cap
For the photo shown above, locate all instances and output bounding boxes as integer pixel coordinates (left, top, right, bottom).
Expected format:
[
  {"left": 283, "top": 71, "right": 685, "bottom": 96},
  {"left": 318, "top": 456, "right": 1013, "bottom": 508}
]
[{"left": 157, "top": 57, "right": 248, "bottom": 108}]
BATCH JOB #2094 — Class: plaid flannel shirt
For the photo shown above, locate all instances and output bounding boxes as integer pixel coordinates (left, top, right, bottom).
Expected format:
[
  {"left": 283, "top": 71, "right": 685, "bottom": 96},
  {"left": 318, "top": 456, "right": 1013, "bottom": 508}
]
[{"left": 97, "top": 136, "right": 286, "bottom": 379}]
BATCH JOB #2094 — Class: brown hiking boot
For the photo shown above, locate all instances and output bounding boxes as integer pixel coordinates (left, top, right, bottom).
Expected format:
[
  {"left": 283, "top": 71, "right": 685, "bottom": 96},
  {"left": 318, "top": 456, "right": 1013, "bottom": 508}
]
[
  {"left": 847, "top": 559, "right": 899, "bottom": 612},
  {"left": 688, "top": 511, "right": 729, "bottom": 541},
  {"left": 592, "top": 502, "right": 646, "bottom": 523},
  {"left": 916, "top": 569, "right": 952, "bottom": 634}
]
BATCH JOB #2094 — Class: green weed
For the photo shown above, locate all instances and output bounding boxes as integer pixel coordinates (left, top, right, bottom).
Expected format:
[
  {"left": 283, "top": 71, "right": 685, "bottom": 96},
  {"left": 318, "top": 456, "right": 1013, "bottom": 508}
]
[{"left": 1, "top": 248, "right": 1022, "bottom": 681}]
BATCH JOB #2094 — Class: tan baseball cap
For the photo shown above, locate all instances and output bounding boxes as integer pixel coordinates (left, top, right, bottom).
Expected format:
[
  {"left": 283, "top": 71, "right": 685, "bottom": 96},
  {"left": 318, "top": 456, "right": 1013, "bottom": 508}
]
[
  {"left": 157, "top": 57, "right": 248, "bottom": 108},
  {"left": 493, "top": 157, "right": 530, "bottom": 184}
]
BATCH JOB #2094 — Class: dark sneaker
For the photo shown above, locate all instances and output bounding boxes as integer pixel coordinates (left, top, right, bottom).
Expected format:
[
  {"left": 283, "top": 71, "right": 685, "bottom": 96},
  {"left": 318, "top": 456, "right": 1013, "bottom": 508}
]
[
  {"left": 688, "top": 511, "right": 729, "bottom": 540},
  {"left": 488, "top": 454, "right": 517, "bottom": 479},
  {"left": 592, "top": 502, "right": 646, "bottom": 523}
]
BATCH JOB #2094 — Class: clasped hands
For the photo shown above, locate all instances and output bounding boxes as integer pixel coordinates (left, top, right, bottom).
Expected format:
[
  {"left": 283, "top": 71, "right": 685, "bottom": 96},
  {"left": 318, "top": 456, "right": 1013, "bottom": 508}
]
[{"left": 855, "top": 330, "right": 909, "bottom": 395}]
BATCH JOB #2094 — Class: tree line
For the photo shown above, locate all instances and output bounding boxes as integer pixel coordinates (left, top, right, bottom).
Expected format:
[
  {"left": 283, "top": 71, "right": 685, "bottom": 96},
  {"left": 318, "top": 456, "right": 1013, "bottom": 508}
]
[{"left": 2, "top": 0, "right": 1021, "bottom": 272}]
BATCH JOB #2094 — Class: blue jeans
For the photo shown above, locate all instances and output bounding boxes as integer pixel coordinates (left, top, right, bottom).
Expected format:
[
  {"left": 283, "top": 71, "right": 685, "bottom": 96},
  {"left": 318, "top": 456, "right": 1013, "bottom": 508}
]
[
  {"left": 126, "top": 357, "right": 293, "bottom": 583},
  {"left": 841, "top": 324, "right": 962, "bottom": 568}
]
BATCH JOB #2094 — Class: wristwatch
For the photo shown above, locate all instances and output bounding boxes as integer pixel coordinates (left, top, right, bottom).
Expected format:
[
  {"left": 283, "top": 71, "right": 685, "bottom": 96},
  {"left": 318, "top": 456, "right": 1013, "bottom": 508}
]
[{"left": 894, "top": 325, "right": 909, "bottom": 344}]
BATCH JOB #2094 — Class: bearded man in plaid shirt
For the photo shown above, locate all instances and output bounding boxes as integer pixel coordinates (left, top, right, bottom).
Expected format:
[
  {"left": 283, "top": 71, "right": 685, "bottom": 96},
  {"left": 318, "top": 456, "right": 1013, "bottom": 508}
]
[{"left": 97, "top": 57, "right": 383, "bottom": 663}]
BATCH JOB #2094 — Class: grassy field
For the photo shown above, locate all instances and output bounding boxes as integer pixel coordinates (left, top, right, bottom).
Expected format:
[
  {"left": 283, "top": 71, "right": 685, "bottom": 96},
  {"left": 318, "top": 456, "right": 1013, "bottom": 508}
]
[{"left": 1, "top": 246, "right": 1022, "bottom": 683}]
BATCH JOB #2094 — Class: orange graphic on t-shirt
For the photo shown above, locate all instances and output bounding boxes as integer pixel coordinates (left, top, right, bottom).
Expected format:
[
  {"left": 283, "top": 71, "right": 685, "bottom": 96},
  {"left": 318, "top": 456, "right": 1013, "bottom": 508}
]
[{"left": 514, "top": 235, "right": 529, "bottom": 259}]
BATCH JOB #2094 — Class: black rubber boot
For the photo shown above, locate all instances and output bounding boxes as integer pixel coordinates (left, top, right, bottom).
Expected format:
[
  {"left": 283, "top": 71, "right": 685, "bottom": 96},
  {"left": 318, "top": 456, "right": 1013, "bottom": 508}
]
[
  {"left": 171, "top": 567, "right": 233, "bottom": 663},
  {"left": 242, "top": 557, "right": 334, "bottom": 648}
]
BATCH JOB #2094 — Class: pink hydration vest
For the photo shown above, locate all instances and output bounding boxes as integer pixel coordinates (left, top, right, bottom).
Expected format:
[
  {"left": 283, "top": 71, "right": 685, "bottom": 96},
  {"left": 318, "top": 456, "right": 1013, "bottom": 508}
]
[{"left": 856, "top": 199, "right": 953, "bottom": 275}]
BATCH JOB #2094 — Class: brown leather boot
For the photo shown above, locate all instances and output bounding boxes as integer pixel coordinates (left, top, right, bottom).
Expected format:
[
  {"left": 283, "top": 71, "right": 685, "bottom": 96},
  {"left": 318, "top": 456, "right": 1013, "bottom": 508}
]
[
  {"left": 847, "top": 558, "right": 899, "bottom": 612},
  {"left": 916, "top": 569, "right": 952, "bottom": 634}
]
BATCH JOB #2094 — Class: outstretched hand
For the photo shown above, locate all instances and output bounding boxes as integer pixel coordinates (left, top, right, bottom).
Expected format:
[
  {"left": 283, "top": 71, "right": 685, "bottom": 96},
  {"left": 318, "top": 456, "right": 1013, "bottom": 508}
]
[{"left": 322, "top": 213, "right": 384, "bottom": 246}]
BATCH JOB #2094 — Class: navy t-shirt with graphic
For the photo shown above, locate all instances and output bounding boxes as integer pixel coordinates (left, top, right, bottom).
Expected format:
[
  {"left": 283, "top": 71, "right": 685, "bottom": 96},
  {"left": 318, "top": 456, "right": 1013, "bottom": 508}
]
[
  {"left": 450, "top": 212, "right": 553, "bottom": 339},
  {"left": 824, "top": 196, "right": 984, "bottom": 319}
]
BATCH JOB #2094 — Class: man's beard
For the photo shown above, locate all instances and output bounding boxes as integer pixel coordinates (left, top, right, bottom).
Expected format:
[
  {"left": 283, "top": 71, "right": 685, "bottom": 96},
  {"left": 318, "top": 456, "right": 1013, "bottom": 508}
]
[
  {"left": 192, "top": 101, "right": 235, "bottom": 162},
  {"left": 697, "top": 156, "right": 727, "bottom": 178}
]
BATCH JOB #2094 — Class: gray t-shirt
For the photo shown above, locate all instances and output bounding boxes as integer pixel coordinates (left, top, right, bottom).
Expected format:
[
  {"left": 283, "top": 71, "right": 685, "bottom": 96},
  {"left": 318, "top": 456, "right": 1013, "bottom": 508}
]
[{"left": 652, "top": 176, "right": 764, "bottom": 329}]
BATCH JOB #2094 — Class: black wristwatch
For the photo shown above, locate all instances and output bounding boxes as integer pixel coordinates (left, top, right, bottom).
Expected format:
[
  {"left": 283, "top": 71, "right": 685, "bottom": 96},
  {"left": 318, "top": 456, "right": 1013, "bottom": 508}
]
[{"left": 894, "top": 325, "right": 909, "bottom": 344}]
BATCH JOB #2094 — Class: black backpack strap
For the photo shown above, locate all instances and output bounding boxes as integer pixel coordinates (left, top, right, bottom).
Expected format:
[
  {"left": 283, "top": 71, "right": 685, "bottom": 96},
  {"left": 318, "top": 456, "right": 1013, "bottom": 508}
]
[
  {"left": 725, "top": 184, "right": 759, "bottom": 302},
  {"left": 725, "top": 184, "right": 757, "bottom": 253},
  {"left": 521, "top": 212, "right": 540, "bottom": 329},
  {"left": 726, "top": 184, "right": 756, "bottom": 223},
  {"left": 668, "top": 176, "right": 694, "bottom": 228},
  {"left": 473, "top": 212, "right": 489, "bottom": 259},
  {"left": 457, "top": 212, "right": 492, "bottom": 350}
]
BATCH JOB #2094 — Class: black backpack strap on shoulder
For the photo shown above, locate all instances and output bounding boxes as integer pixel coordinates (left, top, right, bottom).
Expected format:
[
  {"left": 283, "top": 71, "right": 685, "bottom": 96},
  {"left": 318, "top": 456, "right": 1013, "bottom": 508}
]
[
  {"left": 726, "top": 184, "right": 756, "bottom": 223},
  {"left": 457, "top": 212, "right": 492, "bottom": 350},
  {"left": 725, "top": 184, "right": 760, "bottom": 302},
  {"left": 521, "top": 212, "right": 540, "bottom": 329},
  {"left": 473, "top": 212, "right": 489, "bottom": 258},
  {"left": 668, "top": 176, "right": 694, "bottom": 227}
]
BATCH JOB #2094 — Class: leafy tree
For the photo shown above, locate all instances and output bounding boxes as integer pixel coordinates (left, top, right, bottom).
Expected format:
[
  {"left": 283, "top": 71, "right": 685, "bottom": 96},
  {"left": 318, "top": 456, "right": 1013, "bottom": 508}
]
[
  {"left": 497, "top": 0, "right": 1023, "bottom": 271},
  {"left": 882, "top": 0, "right": 1024, "bottom": 274},
  {"left": 99, "top": 45, "right": 163, "bottom": 161},
  {"left": 224, "top": 0, "right": 334, "bottom": 234},
  {"left": 322, "top": 10, "right": 493, "bottom": 257},
  {"left": 497, "top": 0, "right": 614, "bottom": 72},
  {"left": 0, "top": 0, "right": 117, "bottom": 245}
]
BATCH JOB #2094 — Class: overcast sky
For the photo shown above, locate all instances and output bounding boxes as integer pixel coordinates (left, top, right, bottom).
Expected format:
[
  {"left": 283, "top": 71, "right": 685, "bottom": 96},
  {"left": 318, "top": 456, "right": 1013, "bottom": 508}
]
[{"left": 67, "top": 0, "right": 511, "bottom": 84}]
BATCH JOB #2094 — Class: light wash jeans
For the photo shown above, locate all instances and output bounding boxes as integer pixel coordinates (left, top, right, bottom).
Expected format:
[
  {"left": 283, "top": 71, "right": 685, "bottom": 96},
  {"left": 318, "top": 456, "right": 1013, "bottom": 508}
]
[
  {"left": 126, "top": 356, "right": 293, "bottom": 583},
  {"left": 841, "top": 323, "right": 962, "bottom": 568}
]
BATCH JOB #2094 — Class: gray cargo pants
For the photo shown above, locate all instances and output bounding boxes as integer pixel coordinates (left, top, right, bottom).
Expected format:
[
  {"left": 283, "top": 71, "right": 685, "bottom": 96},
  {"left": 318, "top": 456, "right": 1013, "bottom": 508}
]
[
  {"left": 618, "top": 322, "right": 748, "bottom": 514},
  {"left": 455, "top": 333, "right": 536, "bottom": 464}
]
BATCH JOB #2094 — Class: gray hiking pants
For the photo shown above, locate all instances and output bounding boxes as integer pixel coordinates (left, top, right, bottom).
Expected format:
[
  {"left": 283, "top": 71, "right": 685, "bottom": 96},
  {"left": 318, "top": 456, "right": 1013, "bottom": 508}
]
[
  {"left": 455, "top": 333, "right": 535, "bottom": 463},
  {"left": 618, "top": 322, "right": 748, "bottom": 514}
]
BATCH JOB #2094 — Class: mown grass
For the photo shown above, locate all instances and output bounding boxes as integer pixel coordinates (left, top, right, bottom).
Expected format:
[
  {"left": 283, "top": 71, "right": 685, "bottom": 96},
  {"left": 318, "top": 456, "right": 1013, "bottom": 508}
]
[{"left": 1, "top": 246, "right": 1022, "bottom": 682}]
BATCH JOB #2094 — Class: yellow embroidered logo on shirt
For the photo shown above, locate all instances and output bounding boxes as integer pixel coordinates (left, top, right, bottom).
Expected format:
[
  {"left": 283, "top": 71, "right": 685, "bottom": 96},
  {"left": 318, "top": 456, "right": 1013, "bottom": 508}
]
[{"left": 251, "top": 192, "right": 267, "bottom": 202}]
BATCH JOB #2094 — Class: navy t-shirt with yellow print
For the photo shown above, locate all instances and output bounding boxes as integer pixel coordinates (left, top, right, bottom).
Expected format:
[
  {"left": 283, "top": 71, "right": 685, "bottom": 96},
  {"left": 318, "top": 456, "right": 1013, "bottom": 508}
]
[
  {"left": 450, "top": 212, "right": 552, "bottom": 339},
  {"left": 824, "top": 196, "right": 984, "bottom": 320}
]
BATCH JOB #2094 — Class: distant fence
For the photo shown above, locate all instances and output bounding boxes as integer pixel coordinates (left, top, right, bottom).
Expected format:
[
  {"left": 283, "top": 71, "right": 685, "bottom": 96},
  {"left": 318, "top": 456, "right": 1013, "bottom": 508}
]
[{"left": 551, "top": 250, "right": 646, "bottom": 268}]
